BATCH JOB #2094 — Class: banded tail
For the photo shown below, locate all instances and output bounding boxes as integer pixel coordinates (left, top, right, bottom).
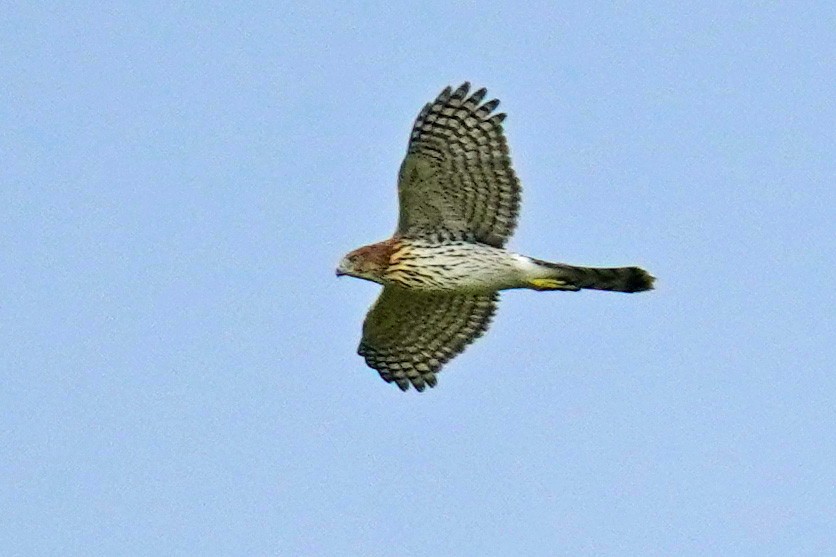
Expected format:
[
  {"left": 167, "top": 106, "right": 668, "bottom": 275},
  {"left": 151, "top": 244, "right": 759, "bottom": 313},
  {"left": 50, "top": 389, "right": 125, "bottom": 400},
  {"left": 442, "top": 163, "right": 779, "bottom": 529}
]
[{"left": 529, "top": 259, "right": 655, "bottom": 293}]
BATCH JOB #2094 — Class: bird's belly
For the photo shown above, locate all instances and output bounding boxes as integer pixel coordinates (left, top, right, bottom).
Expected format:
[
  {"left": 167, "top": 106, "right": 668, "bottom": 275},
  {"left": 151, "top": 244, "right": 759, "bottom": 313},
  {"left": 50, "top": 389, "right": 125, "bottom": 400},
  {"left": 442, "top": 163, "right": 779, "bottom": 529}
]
[{"left": 384, "top": 243, "right": 524, "bottom": 292}]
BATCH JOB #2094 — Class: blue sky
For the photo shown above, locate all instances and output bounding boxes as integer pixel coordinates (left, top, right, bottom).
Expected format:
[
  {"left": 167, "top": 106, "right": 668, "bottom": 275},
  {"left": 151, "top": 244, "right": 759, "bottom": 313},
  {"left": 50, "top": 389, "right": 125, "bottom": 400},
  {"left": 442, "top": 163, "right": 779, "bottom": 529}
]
[{"left": 2, "top": 2, "right": 834, "bottom": 555}]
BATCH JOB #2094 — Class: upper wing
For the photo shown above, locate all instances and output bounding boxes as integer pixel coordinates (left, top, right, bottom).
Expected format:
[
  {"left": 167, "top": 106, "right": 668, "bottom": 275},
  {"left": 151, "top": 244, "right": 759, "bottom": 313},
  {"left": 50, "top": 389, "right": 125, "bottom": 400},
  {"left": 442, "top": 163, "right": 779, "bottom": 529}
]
[
  {"left": 358, "top": 287, "right": 498, "bottom": 391},
  {"left": 396, "top": 82, "right": 521, "bottom": 248}
]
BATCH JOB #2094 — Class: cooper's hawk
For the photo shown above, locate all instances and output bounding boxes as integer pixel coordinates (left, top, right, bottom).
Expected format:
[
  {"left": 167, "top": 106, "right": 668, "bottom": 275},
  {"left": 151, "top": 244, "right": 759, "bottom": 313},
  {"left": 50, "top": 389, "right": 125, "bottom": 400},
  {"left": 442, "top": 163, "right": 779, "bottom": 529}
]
[{"left": 337, "top": 82, "right": 654, "bottom": 391}]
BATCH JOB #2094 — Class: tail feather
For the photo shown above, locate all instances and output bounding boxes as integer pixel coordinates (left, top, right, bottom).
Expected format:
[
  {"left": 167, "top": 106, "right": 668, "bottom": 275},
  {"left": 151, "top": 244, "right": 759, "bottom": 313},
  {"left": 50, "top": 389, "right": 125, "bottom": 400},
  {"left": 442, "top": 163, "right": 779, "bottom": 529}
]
[{"left": 532, "top": 259, "right": 655, "bottom": 293}]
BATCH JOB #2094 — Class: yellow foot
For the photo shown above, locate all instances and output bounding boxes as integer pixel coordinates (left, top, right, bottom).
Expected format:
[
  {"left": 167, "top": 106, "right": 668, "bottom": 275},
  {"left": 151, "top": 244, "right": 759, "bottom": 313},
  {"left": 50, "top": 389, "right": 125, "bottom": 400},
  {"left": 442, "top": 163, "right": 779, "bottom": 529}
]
[{"left": 529, "top": 278, "right": 579, "bottom": 291}]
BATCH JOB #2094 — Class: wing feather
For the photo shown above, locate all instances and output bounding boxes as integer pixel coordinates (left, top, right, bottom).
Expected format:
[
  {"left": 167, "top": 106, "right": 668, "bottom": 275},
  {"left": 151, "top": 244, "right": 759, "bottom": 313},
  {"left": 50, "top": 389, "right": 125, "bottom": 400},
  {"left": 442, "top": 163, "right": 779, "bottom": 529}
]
[
  {"left": 358, "top": 287, "right": 498, "bottom": 391},
  {"left": 396, "top": 82, "right": 521, "bottom": 247}
]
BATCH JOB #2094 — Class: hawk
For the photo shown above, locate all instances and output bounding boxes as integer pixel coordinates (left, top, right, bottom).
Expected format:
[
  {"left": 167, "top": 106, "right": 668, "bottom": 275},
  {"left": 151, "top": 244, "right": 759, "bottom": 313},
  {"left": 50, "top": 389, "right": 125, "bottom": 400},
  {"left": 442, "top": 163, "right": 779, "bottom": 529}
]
[{"left": 337, "top": 82, "right": 654, "bottom": 392}]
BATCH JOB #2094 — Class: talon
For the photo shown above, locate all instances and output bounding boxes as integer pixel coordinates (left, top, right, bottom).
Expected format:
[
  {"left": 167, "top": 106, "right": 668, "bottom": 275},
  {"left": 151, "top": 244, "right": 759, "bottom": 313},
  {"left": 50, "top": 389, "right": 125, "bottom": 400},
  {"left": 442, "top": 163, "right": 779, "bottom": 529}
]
[
  {"left": 530, "top": 278, "right": 566, "bottom": 290},
  {"left": 529, "top": 278, "right": 581, "bottom": 291}
]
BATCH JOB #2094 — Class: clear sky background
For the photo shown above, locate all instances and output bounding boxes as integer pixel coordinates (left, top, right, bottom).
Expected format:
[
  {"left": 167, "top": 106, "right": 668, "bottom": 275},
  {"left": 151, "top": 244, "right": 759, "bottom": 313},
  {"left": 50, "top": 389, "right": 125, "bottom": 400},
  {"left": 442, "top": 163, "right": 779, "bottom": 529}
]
[{"left": 2, "top": 2, "right": 834, "bottom": 555}]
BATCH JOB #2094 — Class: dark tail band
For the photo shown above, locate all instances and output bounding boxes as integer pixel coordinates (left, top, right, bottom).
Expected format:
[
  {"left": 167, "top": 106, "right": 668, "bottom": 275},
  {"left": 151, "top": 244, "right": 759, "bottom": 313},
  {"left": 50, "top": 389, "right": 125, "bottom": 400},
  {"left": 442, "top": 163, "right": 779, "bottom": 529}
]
[{"left": 534, "top": 260, "right": 655, "bottom": 293}]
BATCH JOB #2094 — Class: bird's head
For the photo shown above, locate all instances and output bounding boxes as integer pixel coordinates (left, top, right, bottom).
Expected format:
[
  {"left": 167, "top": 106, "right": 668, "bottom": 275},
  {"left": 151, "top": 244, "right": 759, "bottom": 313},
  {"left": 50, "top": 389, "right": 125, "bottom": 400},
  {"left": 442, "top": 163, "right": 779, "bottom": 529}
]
[{"left": 336, "top": 241, "right": 395, "bottom": 284}]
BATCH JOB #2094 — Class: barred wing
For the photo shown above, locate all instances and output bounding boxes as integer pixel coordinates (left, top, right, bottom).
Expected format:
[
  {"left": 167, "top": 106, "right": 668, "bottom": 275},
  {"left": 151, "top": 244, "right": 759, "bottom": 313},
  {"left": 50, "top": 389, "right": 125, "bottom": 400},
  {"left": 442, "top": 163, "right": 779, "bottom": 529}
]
[
  {"left": 396, "top": 82, "right": 521, "bottom": 248},
  {"left": 358, "top": 287, "right": 498, "bottom": 391}
]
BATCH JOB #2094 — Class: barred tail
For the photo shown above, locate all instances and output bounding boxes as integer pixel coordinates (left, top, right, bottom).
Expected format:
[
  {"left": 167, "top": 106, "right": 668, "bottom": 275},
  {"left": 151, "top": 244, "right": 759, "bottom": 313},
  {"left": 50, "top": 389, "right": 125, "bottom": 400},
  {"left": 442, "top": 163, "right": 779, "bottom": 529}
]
[{"left": 531, "top": 259, "right": 655, "bottom": 293}]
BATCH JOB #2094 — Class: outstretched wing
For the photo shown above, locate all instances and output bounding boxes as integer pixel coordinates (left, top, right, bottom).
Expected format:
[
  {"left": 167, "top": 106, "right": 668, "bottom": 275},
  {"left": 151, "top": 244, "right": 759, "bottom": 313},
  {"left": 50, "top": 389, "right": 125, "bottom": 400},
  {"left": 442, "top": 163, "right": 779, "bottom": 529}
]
[
  {"left": 358, "top": 287, "right": 498, "bottom": 391},
  {"left": 396, "top": 82, "right": 521, "bottom": 248}
]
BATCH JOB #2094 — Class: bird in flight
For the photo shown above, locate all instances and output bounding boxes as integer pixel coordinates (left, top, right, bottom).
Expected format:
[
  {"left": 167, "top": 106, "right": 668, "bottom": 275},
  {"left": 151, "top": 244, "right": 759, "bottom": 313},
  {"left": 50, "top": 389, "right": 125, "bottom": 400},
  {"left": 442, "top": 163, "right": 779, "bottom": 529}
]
[{"left": 337, "top": 82, "right": 654, "bottom": 392}]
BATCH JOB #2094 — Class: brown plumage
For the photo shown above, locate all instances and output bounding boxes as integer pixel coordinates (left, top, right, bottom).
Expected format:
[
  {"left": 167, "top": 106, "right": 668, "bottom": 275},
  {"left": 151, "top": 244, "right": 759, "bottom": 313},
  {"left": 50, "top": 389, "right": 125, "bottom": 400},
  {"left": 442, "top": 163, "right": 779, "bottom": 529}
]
[{"left": 337, "top": 83, "right": 654, "bottom": 392}]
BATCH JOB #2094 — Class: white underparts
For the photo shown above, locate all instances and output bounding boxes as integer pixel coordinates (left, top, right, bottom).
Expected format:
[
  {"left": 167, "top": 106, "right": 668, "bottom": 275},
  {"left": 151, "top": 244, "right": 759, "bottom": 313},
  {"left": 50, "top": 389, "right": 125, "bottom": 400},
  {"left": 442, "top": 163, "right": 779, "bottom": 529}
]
[
  {"left": 511, "top": 254, "right": 543, "bottom": 277},
  {"left": 385, "top": 240, "right": 548, "bottom": 293}
]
